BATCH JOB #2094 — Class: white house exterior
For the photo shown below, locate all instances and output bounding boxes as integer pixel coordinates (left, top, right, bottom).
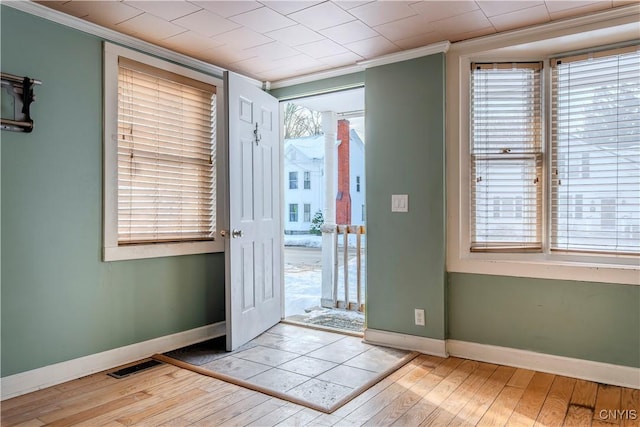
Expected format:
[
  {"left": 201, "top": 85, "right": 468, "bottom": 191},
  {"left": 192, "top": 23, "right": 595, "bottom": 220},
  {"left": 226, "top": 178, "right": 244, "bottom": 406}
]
[{"left": 284, "top": 125, "right": 365, "bottom": 234}]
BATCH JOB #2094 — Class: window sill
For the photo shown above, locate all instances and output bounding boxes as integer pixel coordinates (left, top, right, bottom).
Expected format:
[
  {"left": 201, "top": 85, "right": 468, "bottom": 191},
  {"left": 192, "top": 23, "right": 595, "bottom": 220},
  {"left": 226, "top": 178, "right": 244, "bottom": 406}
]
[
  {"left": 447, "top": 253, "right": 640, "bottom": 285},
  {"left": 103, "top": 240, "right": 223, "bottom": 262}
]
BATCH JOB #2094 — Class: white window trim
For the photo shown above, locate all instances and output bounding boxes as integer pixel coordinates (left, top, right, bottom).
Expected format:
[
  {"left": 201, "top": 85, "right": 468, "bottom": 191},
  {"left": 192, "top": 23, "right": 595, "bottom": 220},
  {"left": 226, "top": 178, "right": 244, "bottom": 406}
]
[
  {"left": 446, "top": 7, "right": 640, "bottom": 285},
  {"left": 103, "top": 42, "right": 225, "bottom": 261}
]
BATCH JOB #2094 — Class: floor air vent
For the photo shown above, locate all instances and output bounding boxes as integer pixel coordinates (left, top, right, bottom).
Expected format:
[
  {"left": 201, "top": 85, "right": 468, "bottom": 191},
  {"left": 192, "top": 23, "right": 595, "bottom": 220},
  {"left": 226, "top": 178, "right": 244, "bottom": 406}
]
[{"left": 108, "top": 359, "right": 162, "bottom": 379}]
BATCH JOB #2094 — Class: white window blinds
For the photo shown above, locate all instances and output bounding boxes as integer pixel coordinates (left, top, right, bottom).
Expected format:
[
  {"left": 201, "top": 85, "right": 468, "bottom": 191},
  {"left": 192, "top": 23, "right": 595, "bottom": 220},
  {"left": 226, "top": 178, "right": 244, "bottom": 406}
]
[
  {"left": 117, "top": 58, "right": 216, "bottom": 244},
  {"left": 551, "top": 46, "right": 640, "bottom": 254},
  {"left": 470, "top": 63, "right": 543, "bottom": 251}
]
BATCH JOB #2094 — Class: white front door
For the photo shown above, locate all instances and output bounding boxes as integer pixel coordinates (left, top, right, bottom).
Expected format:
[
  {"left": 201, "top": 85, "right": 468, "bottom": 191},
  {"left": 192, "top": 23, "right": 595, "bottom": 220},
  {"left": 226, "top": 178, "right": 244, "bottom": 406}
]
[{"left": 225, "top": 71, "right": 281, "bottom": 351}]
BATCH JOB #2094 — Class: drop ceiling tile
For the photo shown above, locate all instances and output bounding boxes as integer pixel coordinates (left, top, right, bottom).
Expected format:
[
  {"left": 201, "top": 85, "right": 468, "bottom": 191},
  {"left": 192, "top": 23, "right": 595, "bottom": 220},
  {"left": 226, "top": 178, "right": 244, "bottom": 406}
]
[
  {"left": 349, "top": 1, "right": 418, "bottom": 27},
  {"left": 373, "top": 14, "right": 431, "bottom": 41},
  {"left": 544, "top": 0, "right": 610, "bottom": 13},
  {"left": 265, "top": 25, "right": 325, "bottom": 46},
  {"left": 393, "top": 31, "right": 445, "bottom": 49},
  {"left": 190, "top": 1, "right": 262, "bottom": 17},
  {"left": 321, "top": 20, "right": 380, "bottom": 44},
  {"left": 116, "top": 13, "right": 186, "bottom": 40},
  {"left": 296, "top": 39, "right": 351, "bottom": 59},
  {"left": 198, "top": 44, "right": 258, "bottom": 64},
  {"left": 160, "top": 30, "right": 224, "bottom": 56},
  {"left": 243, "top": 41, "right": 300, "bottom": 60},
  {"left": 60, "top": 1, "right": 143, "bottom": 25},
  {"left": 273, "top": 54, "right": 325, "bottom": 71},
  {"left": 230, "top": 6, "right": 297, "bottom": 33},
  {"left": 289, "top": 2, "right": 356, "bottom": 31},
  {"left": 335, "top": 1, "right": 376, "bottom": 10},
  {"left": 477, "top": 1, "right": 545, "bottom": 17},
  {"left": 124, "top": 1, "right": 201, "bottom": 21},
  {"left": 230, "top": 56, "right": 278, "bottom": 73},
  {"left": 344, "top": 36, "right": 399, "bottom": 58},
  {"left": 172, "top": 9, "right": 241, "bottom": 37},
  {"left": 489, "top": 4, "right": 550, "bottom": 32},
  {"left": 34, "top": 1, "right": 83, "bottom": 16},
  {"left": 261, "top": 1, "right": 325, "bottom": 15},
  {"left": 431, "top": 10, "right": 495, "bottom": 35},
  {"left": 211, "top": 27, "right": 273, "bottom": 49},
  {"left": 448, "top": 26, "right": 497, "bottom": 43},
  {"left": 319, "top": 51, "right": 364, "bottom": 67},
  {"left": 410, "top": 1, "right": 479, "bottom": 22},
  {"left": 547, "top": 1, "right": 613, "bottom": 19}
]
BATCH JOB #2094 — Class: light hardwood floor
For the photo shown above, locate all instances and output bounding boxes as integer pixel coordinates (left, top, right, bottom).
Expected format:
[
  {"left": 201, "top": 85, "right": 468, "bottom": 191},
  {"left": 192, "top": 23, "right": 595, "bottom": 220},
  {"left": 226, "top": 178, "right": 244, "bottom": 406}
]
[{"left": 2, "top": 354, "right": 638, "bottom": 426}]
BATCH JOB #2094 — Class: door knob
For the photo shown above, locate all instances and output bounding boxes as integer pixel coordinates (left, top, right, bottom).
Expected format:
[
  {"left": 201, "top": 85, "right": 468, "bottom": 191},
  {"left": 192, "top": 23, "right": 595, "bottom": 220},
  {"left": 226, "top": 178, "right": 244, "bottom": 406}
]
[
  {"left": 232, "top": 229, "right": 243, "bottom": 238},
  {"left": 220, "top": 230, "right": 228, "bottom": 237}
]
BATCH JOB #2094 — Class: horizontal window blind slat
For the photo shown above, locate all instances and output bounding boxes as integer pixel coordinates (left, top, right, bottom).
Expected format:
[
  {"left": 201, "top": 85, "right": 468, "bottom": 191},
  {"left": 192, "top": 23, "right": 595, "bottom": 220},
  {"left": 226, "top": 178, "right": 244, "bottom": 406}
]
[
  {"left": 550, "top": 47, "right": 640, "bottom": 254},
  {"left": 117, "top": 61, "right": 216, "bottom": 245},
  {"left": 471, "top": 64, "right": 543, "bottom": 251}
]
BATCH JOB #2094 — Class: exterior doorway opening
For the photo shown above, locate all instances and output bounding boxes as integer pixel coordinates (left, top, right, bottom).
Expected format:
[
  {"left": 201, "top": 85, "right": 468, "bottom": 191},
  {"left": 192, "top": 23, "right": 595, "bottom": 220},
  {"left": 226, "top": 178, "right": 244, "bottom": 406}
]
[{"left": 281, "top": 87, "right": 366, "bottom": 334}]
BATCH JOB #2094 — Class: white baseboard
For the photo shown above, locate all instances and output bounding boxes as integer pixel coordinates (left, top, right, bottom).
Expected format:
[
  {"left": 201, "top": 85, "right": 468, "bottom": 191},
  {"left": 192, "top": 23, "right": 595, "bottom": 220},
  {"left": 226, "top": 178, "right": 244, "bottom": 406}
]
[
  {"left": 0, "top": 321, "right": 226, "bottom": 400},
  {"left": 447, "top": 340, "right": 640, "bottom": 390},
  {"left": 364, "top": 328, "right": 448, "bottom": 357}
]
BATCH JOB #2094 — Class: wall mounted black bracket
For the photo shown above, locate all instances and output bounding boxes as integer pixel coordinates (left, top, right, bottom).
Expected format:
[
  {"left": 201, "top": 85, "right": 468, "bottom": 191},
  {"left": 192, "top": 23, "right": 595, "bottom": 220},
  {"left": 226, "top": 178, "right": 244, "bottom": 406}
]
[{"left": 1, "top": 72, "right": 42, "bottom": 133}]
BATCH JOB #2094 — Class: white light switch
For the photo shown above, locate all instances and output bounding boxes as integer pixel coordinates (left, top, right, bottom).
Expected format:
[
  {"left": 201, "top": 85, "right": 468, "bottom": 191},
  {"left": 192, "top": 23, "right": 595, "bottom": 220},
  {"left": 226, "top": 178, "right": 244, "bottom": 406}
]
[{"left": 392, "top": 194, "right": 408, "bottom": 212}]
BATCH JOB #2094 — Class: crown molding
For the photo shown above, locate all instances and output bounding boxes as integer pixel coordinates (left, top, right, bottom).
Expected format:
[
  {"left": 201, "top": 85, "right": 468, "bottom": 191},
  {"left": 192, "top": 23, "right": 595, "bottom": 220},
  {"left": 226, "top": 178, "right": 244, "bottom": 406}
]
[
  {"left": 1, "top": 0, "right": 265, "bottom": 86},
  {"left": 450, "top": 4, "right": 640, "bottom": 54},
  {"left": 356, "top": 40, "right": 451, "bottom": 69},
  {"left": 268, "top": 40, "right": 450, "bottom": 90},
  {"left": 268, "top": 64, "right": 364, "bottom": 90}
]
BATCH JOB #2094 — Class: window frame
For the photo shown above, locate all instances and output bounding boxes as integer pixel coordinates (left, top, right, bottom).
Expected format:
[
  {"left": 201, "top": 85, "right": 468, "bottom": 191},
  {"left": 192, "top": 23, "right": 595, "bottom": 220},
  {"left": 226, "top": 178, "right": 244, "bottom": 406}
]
[
  {"left": 304, "top": 171, "right": 311, "bottom": 189},
  {"left": 303, "top": 203, "right": 311, "bottom": 222},
  {"left": 103, "top": 43, "right": 224, "bottom": 261},
  {"left": 446, "top": 14, "right": 640, "bottom": 286},
  {"left": 289, "top": 171, "right": 298, "bottom": 189},
  {"left": 289, "top": 204, "right": 299, "bottom": 222}
]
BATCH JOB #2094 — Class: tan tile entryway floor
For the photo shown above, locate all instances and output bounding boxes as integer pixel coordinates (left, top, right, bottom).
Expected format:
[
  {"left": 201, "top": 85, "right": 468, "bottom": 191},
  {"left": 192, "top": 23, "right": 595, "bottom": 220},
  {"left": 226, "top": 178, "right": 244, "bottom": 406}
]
[{"left": 160, "top": 323, "right": 416, "bottom": 412}]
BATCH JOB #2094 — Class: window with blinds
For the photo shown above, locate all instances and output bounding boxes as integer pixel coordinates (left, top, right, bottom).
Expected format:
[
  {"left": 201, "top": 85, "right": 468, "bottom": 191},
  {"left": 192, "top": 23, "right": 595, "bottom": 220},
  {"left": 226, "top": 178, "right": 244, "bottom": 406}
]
[
  {"left": 551, "top": 46, "right": 640, "bottom": 254},
  {"left": 470, "top": 63, "right": 543, "bottom": 251},
  {"left": 117, "top": 57, "right": 216, "bottom": 245}
]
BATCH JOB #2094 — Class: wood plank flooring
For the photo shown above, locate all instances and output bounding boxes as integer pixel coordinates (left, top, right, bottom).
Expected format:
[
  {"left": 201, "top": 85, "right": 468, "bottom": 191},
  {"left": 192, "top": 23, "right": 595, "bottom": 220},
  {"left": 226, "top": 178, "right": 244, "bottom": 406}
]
[{"left": 2, "top": 355, "right": 638, "bottom": 427}]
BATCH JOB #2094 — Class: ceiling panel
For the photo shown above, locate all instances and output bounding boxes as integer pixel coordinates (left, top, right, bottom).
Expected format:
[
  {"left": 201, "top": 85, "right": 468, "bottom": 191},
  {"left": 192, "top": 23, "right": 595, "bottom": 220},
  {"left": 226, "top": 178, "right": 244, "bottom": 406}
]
[
  {"left": 320, "top": 20, "right": 380, "bottom": 44},
  {"left": 230, "top": 6, "right": 297, "bottom": 33},
  {"left": 488, "top": 4, "right": 551, "bottom": 32},
  {"left": 265, "top": 25, "right": 325, "bottom": 47},
  {"left": 348, "top": 1, "right": 418, "bottom": 27},
  {"left": 190, "top": 0, "right": 262, "bottom": 17},
  {"left": 116, "top": 13, "right": 186, "bottom": 40},
  {"left": 124, "top": 1, "right": 201, "bottom": 21},
  {"left": 34, "top": 0, "right": 630, "bottom": 83},
  {"left": 172, "top": 9, "right": 240, "bottom": 37},
  {"left": 289, "top": 2, "right": 356, "bottom": 31}
]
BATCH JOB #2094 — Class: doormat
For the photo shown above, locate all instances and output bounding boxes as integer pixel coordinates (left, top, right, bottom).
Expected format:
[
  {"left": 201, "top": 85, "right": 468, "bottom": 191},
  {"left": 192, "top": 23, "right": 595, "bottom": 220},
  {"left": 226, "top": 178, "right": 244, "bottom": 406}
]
[
  {"left": 285, "top": 307, "right": 365, "bottom": 333},
  {"left": 155, "top": 323, "right": 417, "bottom": 413}
]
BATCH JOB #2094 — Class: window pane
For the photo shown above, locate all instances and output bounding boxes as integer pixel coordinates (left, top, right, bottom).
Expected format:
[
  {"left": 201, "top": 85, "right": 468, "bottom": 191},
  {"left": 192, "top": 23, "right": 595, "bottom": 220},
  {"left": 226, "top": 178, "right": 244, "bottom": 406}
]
[
  {"left": 289, "top": 171, "right": 298, "bottom": 189},
  {"left": 470, "top": 64, "right": 542, "bottom": 250},
  {"left": 304, "top": 203, "right": 311, "bottom": 222},
  {"left": 551, "top": 49, "right": 640, "bottom": 254},
  {"left": 289, "top": 204, "right": 298, "bottom": 222},
  {"left": 304, "top": 171, "right": 311, "bottom": 189},
  {"left": 117, "top": 63, "right": 215, "bottom": 244}
]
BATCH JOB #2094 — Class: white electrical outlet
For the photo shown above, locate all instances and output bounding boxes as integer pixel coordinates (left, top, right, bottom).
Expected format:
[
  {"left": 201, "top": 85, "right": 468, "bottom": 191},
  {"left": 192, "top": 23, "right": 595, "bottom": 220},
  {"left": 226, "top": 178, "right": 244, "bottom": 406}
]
[{"left": 414, "top": 309, "right": 425, "bottom": 326}]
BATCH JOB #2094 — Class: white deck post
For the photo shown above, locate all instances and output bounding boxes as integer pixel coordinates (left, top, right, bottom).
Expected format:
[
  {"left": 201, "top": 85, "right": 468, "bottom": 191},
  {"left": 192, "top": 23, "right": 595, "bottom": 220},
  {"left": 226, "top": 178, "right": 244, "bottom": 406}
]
[{"left": 321, "top": 111, "right": 337, "bottom": 308}]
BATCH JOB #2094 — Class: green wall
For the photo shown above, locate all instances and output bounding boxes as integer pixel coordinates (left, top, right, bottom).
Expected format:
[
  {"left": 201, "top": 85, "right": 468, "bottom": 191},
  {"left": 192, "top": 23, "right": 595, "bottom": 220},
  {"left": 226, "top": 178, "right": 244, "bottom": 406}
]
[
  {"left": 1, "top": 6, "right": 225, "bottom": 378},
  {"left": 448, "top": 273, "right": 640, "bottom": 368},
  {"left": 364, "top": 55, "right": 446, "bottom": 340}
]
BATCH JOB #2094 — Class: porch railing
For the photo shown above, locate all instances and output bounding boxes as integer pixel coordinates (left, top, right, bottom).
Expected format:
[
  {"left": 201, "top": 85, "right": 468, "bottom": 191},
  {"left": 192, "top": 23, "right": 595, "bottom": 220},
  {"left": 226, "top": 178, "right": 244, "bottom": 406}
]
[{"left": 323, "top": 224, "right": 366, "bottom": 312}]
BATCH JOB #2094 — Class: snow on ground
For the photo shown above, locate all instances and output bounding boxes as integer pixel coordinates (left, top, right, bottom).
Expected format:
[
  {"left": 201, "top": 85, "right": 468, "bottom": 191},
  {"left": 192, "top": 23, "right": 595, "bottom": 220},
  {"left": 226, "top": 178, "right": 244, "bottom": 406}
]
[{"left": 284, "top": 251, "right": 366, "bottom": 317}]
